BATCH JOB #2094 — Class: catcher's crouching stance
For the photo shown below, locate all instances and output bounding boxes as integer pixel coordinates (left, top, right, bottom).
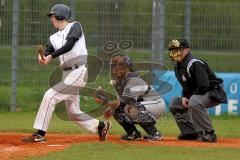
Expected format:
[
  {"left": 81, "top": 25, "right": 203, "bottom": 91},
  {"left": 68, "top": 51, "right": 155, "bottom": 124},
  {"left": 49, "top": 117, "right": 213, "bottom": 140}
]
[{"left": 95, "top": 54, "right": 166, "bottom": 141}]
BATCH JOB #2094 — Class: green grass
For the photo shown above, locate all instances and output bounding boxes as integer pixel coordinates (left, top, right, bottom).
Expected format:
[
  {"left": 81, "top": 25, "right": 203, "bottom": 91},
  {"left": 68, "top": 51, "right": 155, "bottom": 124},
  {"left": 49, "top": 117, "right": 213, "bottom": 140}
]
[
  {"left": 0, "top": 112, "right": 239, "bottom": 138},
  {"left": 0, "top": 112, "right": 240, "bottom": 160},
  {"left": 26, "top": 142, "right": 240, "bottom": 160},
  {"left": 0, "top": 85, "right": 46, "bottom": 111}
]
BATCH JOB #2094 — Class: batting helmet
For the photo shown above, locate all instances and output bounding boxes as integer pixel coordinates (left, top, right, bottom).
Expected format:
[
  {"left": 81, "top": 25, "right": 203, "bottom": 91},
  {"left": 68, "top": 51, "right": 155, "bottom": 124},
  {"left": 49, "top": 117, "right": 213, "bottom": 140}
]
[{"left": 47, "top": 4, "right": 71, "bottom": 20}]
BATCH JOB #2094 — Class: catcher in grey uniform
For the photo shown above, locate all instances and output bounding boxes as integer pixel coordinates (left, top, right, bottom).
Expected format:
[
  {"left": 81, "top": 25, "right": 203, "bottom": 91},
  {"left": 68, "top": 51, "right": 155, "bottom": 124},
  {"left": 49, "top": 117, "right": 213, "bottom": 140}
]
[{"left": 95, "top": 54, "right": 166, "bottom": 141}]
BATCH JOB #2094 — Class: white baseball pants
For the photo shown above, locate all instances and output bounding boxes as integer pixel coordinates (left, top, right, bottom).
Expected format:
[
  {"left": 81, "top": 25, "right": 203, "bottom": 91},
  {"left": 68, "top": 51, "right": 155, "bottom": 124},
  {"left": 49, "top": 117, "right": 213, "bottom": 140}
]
[{"left": 33, "top": 65, "right": 99, "bottom": 133}]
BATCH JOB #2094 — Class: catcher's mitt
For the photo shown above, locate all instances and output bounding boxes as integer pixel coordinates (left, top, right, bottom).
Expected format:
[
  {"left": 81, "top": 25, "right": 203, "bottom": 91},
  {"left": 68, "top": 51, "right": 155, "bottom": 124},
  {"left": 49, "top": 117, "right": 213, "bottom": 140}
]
[{"left": 93, "top": 86, "right": 109, "bottom": 104}]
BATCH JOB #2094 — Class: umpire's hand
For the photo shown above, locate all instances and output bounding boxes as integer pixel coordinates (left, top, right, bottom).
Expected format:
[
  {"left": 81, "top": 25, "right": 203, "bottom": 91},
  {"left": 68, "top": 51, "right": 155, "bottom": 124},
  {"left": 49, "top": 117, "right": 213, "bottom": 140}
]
[{"left": 182, "top": 97, "right": 189, "bottom": 108}]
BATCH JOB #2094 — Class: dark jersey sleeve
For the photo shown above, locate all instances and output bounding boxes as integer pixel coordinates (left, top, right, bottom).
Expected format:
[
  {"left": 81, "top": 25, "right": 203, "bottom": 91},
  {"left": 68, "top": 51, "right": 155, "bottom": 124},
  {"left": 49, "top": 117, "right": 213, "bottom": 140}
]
[
  {"left": 182, "top": 89, "right": 191, "bottom": 99},
  {"left": 67, "top": 22, "right": 82, "bottom": 39},
  {"left": 44, "top": 38, "right": 55, "bottom": 56},
  {"left": 190, "top": 61, "right": 209, "bottom": 95},
  {"left": 51, "top": 22, "right": 83, "bottom": 58}
]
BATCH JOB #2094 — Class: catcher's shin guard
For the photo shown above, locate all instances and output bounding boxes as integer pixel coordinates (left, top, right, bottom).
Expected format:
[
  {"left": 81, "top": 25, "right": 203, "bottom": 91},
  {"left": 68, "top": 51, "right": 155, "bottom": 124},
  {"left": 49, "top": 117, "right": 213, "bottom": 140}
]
[
  {"left": 138, "top": 121, "right": 158, "bottom": 136},
  {"left": 113, "top": 107, "right": 139, "bottom": 135},
  {"left": 121, "top": 130, "right": 142, "bottom": 141}
]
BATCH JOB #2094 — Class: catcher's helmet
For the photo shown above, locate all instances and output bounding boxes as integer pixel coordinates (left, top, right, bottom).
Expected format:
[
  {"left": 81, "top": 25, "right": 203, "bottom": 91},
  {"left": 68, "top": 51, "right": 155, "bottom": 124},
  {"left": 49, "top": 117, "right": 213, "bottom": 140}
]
[
  {"left": 47, "top": 4, "right": 71, "bottom": 20},
  {"left": 110, "top": 54, "right": 132, "bottom": 69},
  {"left": 110, "top": 54, "right": 133, "bottom": 80}
]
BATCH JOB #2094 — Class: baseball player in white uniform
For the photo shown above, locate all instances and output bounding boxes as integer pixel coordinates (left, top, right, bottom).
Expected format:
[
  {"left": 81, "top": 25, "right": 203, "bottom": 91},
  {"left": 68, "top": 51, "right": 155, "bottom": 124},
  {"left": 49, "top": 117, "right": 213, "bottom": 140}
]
[{"left": 22, "top": 4, "right": 111, "bottom": 143}]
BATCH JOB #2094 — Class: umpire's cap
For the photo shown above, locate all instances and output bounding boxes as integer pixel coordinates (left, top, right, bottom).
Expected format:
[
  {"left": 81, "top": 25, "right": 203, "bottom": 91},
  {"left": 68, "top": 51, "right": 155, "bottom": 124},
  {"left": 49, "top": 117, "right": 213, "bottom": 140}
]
[
  {"left": 168, "top": 39, "right": 190, "bottom": 51},
  {"left": 47, "top": 4, "right": 71, "bottom": 20}
]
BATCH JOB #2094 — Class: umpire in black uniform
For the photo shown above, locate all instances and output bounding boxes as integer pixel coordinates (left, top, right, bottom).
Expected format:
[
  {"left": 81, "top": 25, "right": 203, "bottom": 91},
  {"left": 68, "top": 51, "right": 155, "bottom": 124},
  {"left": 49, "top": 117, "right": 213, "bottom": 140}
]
[{"left": 168, "top": 39, "right": 227, "bottom": 142}]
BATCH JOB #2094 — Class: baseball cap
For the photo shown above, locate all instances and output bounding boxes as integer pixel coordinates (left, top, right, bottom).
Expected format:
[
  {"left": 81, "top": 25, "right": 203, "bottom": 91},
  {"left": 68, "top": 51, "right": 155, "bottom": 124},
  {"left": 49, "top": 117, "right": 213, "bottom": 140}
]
[{"left": 168, "top": 39, "right": 190, "bottom": 51}]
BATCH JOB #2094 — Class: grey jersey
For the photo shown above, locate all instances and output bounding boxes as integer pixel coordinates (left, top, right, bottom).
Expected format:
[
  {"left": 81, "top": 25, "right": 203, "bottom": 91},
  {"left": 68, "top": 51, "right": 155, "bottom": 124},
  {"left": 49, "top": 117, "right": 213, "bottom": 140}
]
[{"left": 119, "top": 73, "right": 161, "bottom": 105}]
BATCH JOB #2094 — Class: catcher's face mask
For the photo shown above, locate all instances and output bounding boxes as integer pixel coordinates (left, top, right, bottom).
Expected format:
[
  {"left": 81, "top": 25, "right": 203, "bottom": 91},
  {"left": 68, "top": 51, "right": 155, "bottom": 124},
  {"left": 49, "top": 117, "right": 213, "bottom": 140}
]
[{"left": 110, "top": 55, "right": 131, "bottom": 80}]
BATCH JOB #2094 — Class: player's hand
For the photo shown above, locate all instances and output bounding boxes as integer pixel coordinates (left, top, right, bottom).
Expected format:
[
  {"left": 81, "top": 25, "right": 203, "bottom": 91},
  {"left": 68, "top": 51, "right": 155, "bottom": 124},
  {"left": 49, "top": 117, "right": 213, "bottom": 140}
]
[
  {"left": 43, "top": 55, "right": 53, "bottom": 65},
  {"left": 38, "top": 54, "right": 45, "bottom": 64},
  {"left": 39, "top": 55, "right": 53, "bottom": 65},
  {"left": 103, "top": 108, "right": 112, "bottom": 120},
  {"left": 182, "top": 97, "right": 189, "bottom": 108}
]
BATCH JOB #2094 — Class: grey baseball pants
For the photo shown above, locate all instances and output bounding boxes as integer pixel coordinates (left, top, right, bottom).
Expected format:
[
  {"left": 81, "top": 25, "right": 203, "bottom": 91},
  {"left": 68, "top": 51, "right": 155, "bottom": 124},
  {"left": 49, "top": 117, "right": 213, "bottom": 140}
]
[{"left": 170, "top": 92, "right": 220, "bottom": 134}]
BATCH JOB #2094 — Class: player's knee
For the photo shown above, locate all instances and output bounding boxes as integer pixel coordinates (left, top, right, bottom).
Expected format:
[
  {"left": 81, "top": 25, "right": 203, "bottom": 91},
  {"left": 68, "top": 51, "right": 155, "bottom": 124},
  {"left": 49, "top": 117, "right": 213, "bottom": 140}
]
[
  {"left": 43, "top": 90, "right": 58, "bottom": 105},
  {"left": 113, "top": 111, "right": 129, "bottom": 123},
  {"left": 188, "top": 96, "right": 201, "bottom": 108},
  {"left": 158, "top": 98, "right": 166, "bottom": 116},
  {"left": 169, "top": 106, "right": 175, "bottom": 114},
  {"left": 43, "top": 90, "right": 51, "bottom": 100},
  {"left": 169, "top": 97, "right": 182, "bottom": 113}
]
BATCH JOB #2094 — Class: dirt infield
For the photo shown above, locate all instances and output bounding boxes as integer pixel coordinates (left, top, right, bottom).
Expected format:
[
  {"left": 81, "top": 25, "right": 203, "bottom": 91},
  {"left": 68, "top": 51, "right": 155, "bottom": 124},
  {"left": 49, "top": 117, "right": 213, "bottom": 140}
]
[{"left": 1, "top": 133, "right": 240, "bottom": 160}]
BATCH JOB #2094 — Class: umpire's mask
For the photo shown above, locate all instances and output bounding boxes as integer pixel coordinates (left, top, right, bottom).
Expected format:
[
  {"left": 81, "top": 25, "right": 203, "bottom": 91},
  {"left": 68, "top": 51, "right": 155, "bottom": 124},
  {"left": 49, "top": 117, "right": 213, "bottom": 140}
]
[{"left": 168, "top": 39, "right": 189, "bottom": 63}]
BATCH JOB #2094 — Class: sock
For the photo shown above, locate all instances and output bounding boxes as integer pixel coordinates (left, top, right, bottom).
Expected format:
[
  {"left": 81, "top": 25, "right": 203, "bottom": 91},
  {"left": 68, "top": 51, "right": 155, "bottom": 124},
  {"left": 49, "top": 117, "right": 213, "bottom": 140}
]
[
  {"left": 205, "top": 130, "right": 214, "bottom": 134},
  {"left": 98, "top": 121, "right": 105, "bottom": 131},
  {"left": 37, "top": 130, "right": 46, "bottom": 137}
]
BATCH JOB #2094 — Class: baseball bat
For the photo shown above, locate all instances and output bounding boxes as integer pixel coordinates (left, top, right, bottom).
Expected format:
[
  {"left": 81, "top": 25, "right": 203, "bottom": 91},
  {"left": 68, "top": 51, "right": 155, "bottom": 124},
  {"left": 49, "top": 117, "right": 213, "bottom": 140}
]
[{"left": 37, "top": 45, "right": 45, "bottom": 61}]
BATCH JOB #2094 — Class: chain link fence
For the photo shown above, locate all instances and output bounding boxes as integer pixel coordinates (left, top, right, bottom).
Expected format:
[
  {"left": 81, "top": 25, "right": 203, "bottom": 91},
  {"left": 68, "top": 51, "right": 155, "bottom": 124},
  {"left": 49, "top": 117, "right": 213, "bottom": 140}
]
[{"left": 0, "top": 0, "right": 240, "bottom": 111}]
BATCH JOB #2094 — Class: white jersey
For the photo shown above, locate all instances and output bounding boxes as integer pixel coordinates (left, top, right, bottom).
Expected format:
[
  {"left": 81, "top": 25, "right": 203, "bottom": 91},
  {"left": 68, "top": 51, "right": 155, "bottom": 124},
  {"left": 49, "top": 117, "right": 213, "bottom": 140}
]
[
  {"left": 34, "top": 21, "right": 101, "bottom": 133},
  {"left": 48, "top": 21, "right": 88, "bottom": 68}
]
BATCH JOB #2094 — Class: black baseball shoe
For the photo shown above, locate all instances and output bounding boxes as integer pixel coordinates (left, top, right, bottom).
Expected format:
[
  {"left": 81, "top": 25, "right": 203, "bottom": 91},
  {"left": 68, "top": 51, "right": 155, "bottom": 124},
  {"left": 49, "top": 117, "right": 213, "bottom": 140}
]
[
  {"left": 197, "top": 131, "right": 217, "bottom": 143},
  {"left": 177, "top": 133, "right": 199, "bottom": 140},
  {"left": 121, "top": 131, "right": 142, "bottom": 141},
  {"left": 98, "top": 121, "right": 111, "bottom": 141},
  {"left": 22, "top": 132, "right": 46, "bottom": 143},
  {"left": 143, "top": 131, "right": 163, "bottom": 141}
]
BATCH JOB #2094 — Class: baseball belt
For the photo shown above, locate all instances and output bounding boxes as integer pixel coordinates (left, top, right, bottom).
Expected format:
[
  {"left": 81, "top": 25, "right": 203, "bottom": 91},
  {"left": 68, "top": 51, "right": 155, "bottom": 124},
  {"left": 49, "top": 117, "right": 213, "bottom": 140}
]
[{"left": 62, "top": 64, "right": 80, "bottom": 71}]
